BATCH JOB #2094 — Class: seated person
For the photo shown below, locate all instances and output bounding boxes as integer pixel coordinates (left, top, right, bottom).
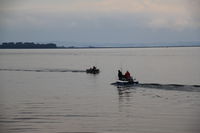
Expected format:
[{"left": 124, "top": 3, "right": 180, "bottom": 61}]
[
  {"left": 118, "top": 70, "right": 123, "bottom": 80},
  {"left": 92, "top": 66, "right": 96, "bottom": 71},
  {"left": 125, "top": 71, "right": 133, "bottom": 82}
]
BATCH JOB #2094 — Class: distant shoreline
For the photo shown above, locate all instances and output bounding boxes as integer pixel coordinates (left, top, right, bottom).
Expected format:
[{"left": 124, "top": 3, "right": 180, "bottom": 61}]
[
  {"left": 0, "top": 42, "right": 57, "bottom": 49},
  {"left": 1, "top": 46, "right": 200, "bottom": 49},
  {"left": 0, "top": 42, "right": 200, "bottom": 49},
  {"left": 58, "top": 45, "right": 200, "bottom": 49}
]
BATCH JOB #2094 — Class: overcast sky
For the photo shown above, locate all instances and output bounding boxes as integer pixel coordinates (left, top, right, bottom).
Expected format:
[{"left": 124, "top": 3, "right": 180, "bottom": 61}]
[{"left": 0, "top": 0, "right": 200, "bottom": 44}]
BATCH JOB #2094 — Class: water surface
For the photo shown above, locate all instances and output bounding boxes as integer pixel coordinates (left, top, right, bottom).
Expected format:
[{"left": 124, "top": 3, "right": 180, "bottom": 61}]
[{"left": 0, "top": 47, "right": 200, "bottom": 133}]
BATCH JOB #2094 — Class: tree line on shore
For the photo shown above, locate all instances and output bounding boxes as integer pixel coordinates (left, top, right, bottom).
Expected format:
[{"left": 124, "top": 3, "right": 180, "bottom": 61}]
[{"left": 0, "top": 42, "right": 57, "bottom": 49}]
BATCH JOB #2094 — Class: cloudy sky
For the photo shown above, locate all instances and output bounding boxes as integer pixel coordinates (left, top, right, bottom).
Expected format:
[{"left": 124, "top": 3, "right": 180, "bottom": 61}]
[{"left": 0, "top": 0, "right": 200, "bottom": 44}]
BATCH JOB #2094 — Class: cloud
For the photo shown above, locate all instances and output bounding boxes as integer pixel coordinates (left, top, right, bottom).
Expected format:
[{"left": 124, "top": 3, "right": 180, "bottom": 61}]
[
  {"left": 1, "top": 0, "right": 199, "bottom": 30},
  {"left": 0, "top": 0, "right": 188, "bottom": 15},
  {"left": 0, "top": 0, "right": 199, "bottom": 42}
]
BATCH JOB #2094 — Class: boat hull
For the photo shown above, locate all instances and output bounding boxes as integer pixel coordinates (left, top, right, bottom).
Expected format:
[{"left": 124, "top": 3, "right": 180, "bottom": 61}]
[
  {"left": 111, "top": 80, "right": 139, "bottom": 86},
  {"left": 86, "top": 69, "right": 100, "bottom": 74}
]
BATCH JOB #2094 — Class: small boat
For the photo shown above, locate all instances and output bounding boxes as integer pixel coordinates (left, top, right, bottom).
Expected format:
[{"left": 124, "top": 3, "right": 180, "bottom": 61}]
[
  {"left": 113, "top": 70, "right": 139, "bottom": 86},
  {"left": 86, "top": 68, "right": 100, "bottom": 74}
]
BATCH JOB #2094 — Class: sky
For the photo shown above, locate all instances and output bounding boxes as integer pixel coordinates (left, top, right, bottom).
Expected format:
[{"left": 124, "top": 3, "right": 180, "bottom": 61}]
[{"left": 0, "top": 0, "right": 200, "bottom": 44}]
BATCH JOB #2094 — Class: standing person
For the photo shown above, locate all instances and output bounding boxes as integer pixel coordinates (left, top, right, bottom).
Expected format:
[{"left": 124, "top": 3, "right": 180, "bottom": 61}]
[{"left": 118, "top": 70, "right": 123, "bottom": 80}]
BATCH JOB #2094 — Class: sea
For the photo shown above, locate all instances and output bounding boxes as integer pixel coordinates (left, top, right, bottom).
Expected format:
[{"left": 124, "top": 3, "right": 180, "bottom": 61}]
[{"left": 0, "top": 47, "right": 200, "bottom": 133}]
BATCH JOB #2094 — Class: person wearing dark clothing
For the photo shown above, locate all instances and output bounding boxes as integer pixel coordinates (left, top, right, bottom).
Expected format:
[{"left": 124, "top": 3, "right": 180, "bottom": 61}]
[
  {"left": 118, "top": 70, "right": 123, "bottom": 80},
  {"left": 92, "top": 66, "right": 96, "bottom": 71}
]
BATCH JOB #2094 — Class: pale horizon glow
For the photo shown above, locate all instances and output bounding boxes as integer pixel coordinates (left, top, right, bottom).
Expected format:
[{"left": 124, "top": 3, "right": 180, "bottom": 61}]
[{"left": 0, "top": 0, "right": 200, "bottom": 44}]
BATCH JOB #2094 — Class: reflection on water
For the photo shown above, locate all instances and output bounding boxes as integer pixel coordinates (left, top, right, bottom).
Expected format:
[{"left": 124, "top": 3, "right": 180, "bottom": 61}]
[
  {"left": 117, "top": 86, "right": 132, "bottom": 96},
  {"left": 117, "top": 87, "right": 133, "bottom": 112}
]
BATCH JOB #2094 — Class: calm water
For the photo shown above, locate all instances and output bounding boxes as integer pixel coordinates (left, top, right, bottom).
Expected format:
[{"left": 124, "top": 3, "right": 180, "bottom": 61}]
[{"left": 0, "top": 47, "right": 200, "bottom": 133}]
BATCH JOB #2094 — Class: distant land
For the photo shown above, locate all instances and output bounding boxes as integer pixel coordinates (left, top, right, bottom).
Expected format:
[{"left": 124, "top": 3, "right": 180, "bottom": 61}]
[
  {"left": 0, "top": 42, "right": 57, "bottom": 49},
  {"left": 0, "top": 41, "right": 200, "bottom": 49},
  {"left": 51, "top": 41, "right": 200, "bottom": 48}
]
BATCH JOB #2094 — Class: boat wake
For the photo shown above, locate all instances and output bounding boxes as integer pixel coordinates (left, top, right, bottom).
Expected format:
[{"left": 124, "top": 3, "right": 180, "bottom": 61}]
[
  {"left": 0, "top": 68, "right": 86, "bottom": 73},
  {"left": 139, "top": 83, "right": 200, "bottom": 92},
  {"left": 111, "top": 82, "right": 200, "bottom": 92}
]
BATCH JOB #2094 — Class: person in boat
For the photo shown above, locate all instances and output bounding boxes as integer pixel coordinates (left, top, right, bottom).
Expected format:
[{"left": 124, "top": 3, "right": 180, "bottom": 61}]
[
  {"left": 118, "top": 70, "right": 123, "bottom": 80},
  {"left": 125, "top": 71, "right": 133, "bottom": 82},
  {"left": 92, "top": 66, "right": 96, "bottom": 71}
]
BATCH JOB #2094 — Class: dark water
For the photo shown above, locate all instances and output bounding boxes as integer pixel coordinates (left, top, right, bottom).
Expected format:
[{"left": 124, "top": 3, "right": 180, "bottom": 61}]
[{"left": 0, "top": 48, "right": 200, "bottom": 133}]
